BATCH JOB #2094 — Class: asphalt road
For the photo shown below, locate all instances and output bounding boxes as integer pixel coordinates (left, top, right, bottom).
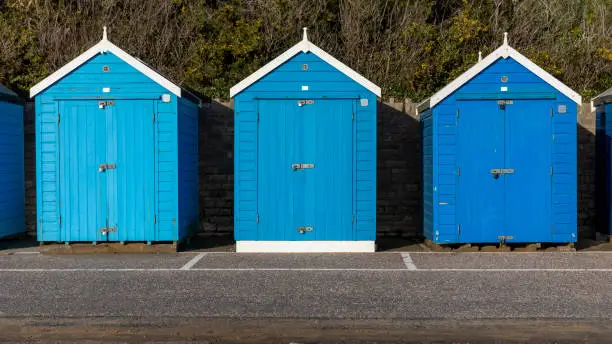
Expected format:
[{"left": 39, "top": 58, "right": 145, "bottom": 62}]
[{"left": 1, "top": 251, "right": 611, "bottom": 343}]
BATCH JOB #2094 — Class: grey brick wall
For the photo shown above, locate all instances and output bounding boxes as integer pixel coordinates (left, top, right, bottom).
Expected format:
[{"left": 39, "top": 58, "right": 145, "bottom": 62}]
[{"left": 23, "top": 100, "right": 597, "bottom": 240}]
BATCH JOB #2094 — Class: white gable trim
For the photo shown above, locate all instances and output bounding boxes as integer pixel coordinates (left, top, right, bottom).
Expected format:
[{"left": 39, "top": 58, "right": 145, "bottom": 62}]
[
  {"left": 230, "top": 28, "right": 381, "bottom": 98},
  {"left": 422, "top": 37, "right": 581, "bottom": 109},
  {"left": 30, "top": 34, "right": 182, "bottom": 98}
]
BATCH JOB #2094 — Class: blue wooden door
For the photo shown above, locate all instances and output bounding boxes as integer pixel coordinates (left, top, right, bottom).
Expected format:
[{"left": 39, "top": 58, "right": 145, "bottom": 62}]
[
  {"left": 58, "top": 101, "right": 108, "bottom": 242},
  {"left": 257, "top": 99, "right": 354, "bottom": 241},
  {"left": 299, "top": 100, "right": 354, "bottom": 240},
  {"left": 106, "top": 100, "right": 156, "bottom": 242},
  {"left": 257, "top": 100, "right": 296, "bottom": 240},
  {"left": 504, "top": 100, "right": 552, "bottom": 242},
  {"left": 457, "top": 101, "right": 505, "bottom": 242}
]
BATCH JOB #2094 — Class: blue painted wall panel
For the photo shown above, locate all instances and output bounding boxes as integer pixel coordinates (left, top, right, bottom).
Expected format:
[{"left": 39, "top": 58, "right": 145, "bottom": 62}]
[
  {"left": 0, "top": 101, "right": 25, "bottom": 239},
  {"left": 35, "top": 51, "right": 198, "bottom": 243},
  {"left": 234, "top": 52, "right": 376, "bottom": 242},
  {"left": 422, "top": 56, "right": 577, "bottom": 244}
]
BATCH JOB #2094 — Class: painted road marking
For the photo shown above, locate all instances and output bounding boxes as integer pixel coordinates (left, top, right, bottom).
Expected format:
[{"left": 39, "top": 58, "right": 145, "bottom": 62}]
[
  {"left": 401, "top": 253, "right": 418, "bottom": 270},
  {"left": 0, "top": 268, "right": 611, "bottom": 272},
  {"left": 180, "top": 253, "right": 206, "bottom": 270}
]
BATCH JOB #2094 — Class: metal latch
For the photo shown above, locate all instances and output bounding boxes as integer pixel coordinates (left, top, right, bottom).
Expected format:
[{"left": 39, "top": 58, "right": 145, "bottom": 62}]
[
  {"left": 490, "top": 168, "right": 514, "bottom": 178},
  {"left": 498, "top": 235, "right": 514, "bottom": 240},
  {"left": 98, "top": 101, "right": 115, "bottom": 109},
  {"left": 297, "top": 100, "right": 314, "bottom": 107},
  {"left": 297, "top": 226, "right": 314, "bottom": 234},
  {"left": 99, "top": 164, "right": 116, "bottom": 172},
  {"left": 100, "top": 227, "right": 117, "bottom": 234},
  {"left": 497, "top": 100, "right": 513, "bottom": 110},
  {"left": 292, "top": 163, "right": 315, "bottom": 171}
]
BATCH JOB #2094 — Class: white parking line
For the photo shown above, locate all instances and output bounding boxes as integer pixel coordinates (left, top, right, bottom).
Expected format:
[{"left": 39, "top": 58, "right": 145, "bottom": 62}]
[
  {"left": 401, "top": 253, "right": 418, "bottom": 270},
  {"left": 180, "top": 253, "right": 206, "bottom": 270}
]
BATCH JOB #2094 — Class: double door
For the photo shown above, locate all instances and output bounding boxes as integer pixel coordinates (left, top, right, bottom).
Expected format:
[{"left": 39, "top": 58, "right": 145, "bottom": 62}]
[
  {"left": 58, "top": 100, "right": 155, "bottom": 242},
  {"left": 457, "top": 99, "right": 553, "bottom": 243},
  {"left": 256, "top": 99, "right": 354, "bottom": 241}
]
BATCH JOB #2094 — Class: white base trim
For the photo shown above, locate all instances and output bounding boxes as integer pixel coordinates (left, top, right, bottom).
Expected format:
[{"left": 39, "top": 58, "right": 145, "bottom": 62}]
[{"left": 236, "top": 241, "right": 376, "bottom": 253}]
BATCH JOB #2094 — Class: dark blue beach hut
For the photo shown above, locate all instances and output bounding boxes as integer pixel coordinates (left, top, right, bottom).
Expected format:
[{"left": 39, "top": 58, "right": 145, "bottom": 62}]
[{"left": 419, "top": 33, "right": 581, "bottom": 245}]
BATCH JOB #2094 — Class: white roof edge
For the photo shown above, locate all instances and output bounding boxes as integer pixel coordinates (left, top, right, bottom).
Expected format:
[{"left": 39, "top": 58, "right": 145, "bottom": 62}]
[
  {"left": 427, "top": 41, "right": 582, "bottom": 108},
  {"left": 593, "top": 87, "right": 612, "bottom": 106},
  {"left": 30, "top": 35, "right": 182, "bottom": 98},
  {"left": 230, "top": 31, "right": 381, "bottom": 98}
]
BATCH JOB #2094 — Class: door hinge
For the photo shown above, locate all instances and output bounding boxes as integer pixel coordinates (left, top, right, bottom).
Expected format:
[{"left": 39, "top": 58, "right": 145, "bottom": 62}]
[
  {"left": 257, "top": 112, "right": 260, "bottom": 122},
  {"left": 154, "top": 215, "right": 157, "bottom": 224},
  {"left": 550, "top": 108, "right": 554, "bottom": 117},
  {"left": 551, "top": 224, "right": 555, "bottom": 233},
  {"left": 550, "top": 167, "right": 553, "bottom": 175},
  {"left": 457, "top": 224, "right": 461, "bottom": 235},
  {"left": 59, "top": 216, "right": 62, "bottom": 227},
  {"left": 552, "top": 134, "right": 555, "bottom": 142},
  {"left": 256, "top": 214, "right": 259, "bottom": 224},
  {"left": 57, "top": 114, "right": 61, "bottom": 124},
  {"left": 456, "top": 108, "right": 459, "bottom": 125},
  {"left": 352, "top": 112, "right": 355, "bottom": 120},
  {"left": 152, "top": 113, "right": 155, "bottom": 122},
  {"left": 457, "top": 167, "right": 460, "bottom": 176},
  {"left": 352, "top": 214, "right": 355, "bottom": 223}
]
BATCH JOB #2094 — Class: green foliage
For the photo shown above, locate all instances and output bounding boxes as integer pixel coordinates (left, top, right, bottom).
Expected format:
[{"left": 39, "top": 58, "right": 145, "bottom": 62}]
[{"left": 0, "top": 0, "right": 609, "bottom": 100}]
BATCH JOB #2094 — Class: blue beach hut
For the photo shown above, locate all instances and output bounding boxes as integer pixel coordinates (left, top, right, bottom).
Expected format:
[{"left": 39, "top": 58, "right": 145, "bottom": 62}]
[
  {"left": 419, "top": 33, "right": 581, "bottom": 245},
  {"left": 231, "top": 28, "right": 381, "bottom": 252},
  {"left": 0, "top": 84, "right": 24, "bottom": 240},
  {"left": 30, "top": 28, "right": 201, "bottom": 244}
]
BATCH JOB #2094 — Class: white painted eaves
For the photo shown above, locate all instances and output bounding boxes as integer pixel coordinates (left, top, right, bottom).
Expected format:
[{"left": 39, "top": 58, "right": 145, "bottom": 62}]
[
  {"left": 593, "top": 87, "right": 612, "bottom": 106},
  {"left": 420, "top": 33, "right": 582, "bottom": 110},
  {"left": 30, "top": 28, "right": 182, "bottom": 98},
  {"left": 230, "top": 28, "right": 381, "bottom": 98}
]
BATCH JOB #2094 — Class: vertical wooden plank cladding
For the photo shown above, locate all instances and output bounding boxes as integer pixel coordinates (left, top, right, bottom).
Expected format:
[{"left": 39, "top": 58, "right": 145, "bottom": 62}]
[
  {"left": 234, "top": 96, "right": 258, "bottom": 240},
  {"left": 37, "top": 95, "right": 60, "bottom": 241},
  {"left": 426, "top": 56, "right": 577, "bottom": 244}
]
